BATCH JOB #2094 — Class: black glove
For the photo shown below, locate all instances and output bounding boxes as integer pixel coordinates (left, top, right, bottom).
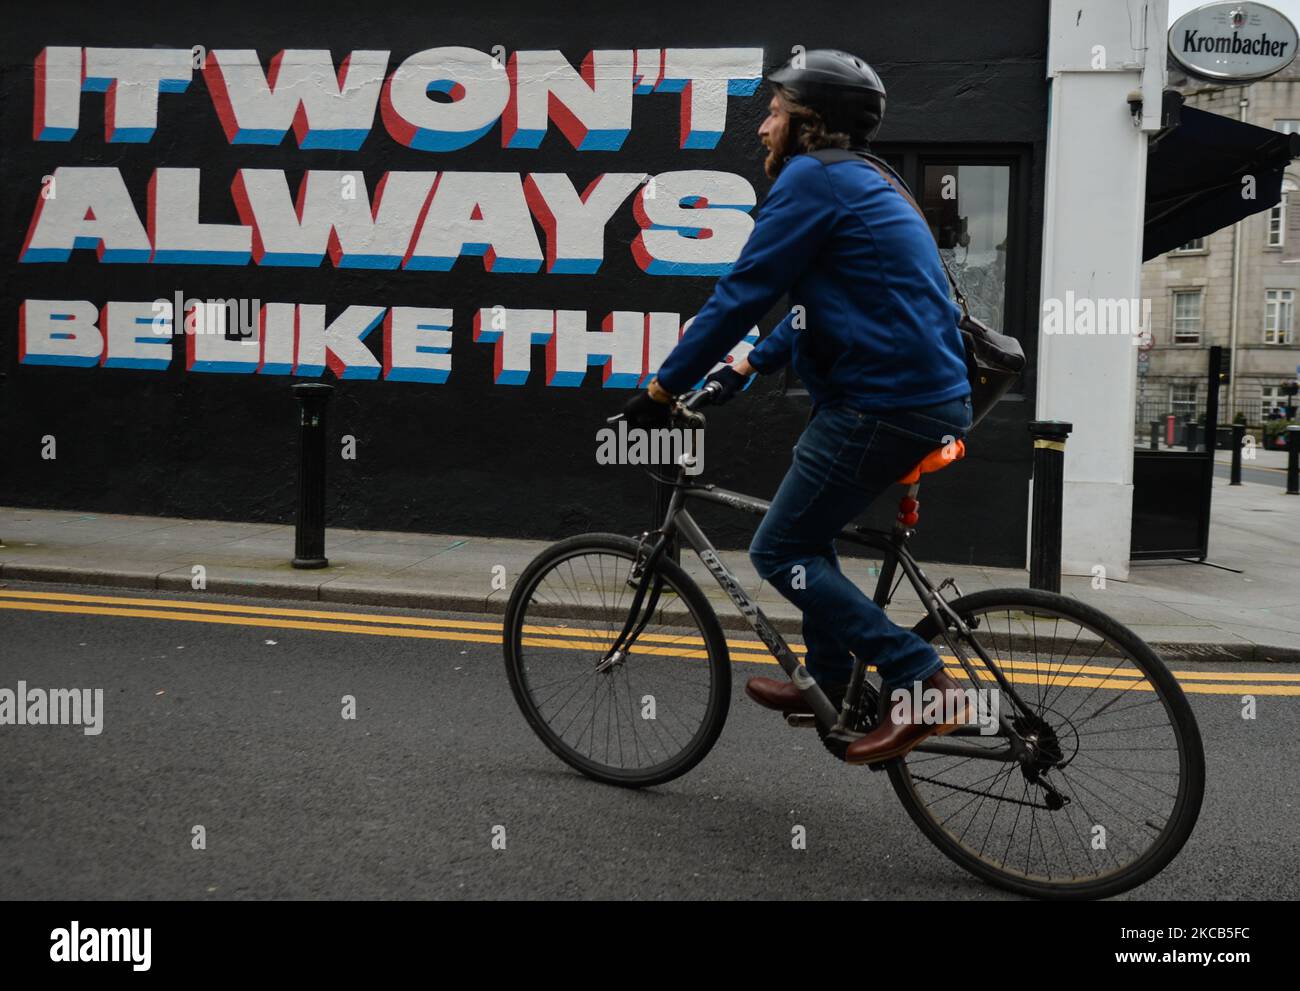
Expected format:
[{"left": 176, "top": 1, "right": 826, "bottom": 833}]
[
  {"left": 622, "top": 389, "right": 672, "bottom": 429},
  {"left": 704, "top": 365, "right": 750, "bottom": 405}
]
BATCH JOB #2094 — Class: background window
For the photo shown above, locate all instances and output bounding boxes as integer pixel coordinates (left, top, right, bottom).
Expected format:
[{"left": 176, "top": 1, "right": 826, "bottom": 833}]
[
  {"left": 1172, "top": 237, "right": 1205, "bottom": 252},
  {"left": 1271, "top": 178, "right": 1298, "bottom": 248},
  {"left": 1264, "top": 289, "right": 1294, "bottom": 344},
  {"left": 1268, "top": 196, "right": 1287, "bottom": 247},
  {"left": 1260, "top": 385, "right": 1286, "bottom": 420},
  {"left": 1274, "top": 120, "right": 1300, "bottom": 135},
  {"left": 1171, "top": 290, "right": 1202, "bottom": 344},
  {"left": 1170, "top": 382, "right": 1198, "bottom": 420}
]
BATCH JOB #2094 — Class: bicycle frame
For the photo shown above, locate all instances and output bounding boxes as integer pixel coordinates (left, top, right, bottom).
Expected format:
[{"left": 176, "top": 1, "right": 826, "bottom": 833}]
[{"left": 618, "top": 461, "right": 1037, "bottom": 764}]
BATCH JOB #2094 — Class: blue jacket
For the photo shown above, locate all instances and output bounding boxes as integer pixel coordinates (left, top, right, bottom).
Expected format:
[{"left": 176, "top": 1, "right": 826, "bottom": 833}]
[{"left": 654, "top": 152, "right": 970, "bottom": 412}]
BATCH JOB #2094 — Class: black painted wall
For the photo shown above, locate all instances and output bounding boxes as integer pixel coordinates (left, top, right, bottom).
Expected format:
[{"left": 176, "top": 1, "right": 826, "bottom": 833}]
[{"left": 0, "top": 0, "right": 1047, "bottom": 566}]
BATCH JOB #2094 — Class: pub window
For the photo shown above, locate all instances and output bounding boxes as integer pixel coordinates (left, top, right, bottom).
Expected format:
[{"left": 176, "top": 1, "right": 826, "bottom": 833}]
[{"left": 921, "top": 163, "right": 1011, "bottom": 334}]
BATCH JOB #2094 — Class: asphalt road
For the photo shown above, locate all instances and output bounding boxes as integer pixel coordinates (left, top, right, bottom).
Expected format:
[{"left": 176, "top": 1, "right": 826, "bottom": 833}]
[
  {"left": 1212, "top": 462, "right": 1292, "bottom": 488},
  {"left": 2, "top": 582, "right": 1297, "bottom": 900}
]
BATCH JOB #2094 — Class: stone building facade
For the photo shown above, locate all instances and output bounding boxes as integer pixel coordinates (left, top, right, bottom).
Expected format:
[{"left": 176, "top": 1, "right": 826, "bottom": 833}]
[{"left": 1139, "top": 59, "right": 1300, "bottom": 431}]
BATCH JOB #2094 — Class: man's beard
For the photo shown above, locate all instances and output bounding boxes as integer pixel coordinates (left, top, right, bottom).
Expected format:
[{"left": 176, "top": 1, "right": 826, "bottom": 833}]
[{"left": 763, "top": 128, "right": 795, "bottom": 179}]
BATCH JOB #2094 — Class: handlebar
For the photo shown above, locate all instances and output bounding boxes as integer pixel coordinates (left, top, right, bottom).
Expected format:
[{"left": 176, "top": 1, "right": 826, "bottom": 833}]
[
  {"left": 679, "top": 380, "right": 724, "bottom": 412},
  {"left": 605, "top": 380, "right": 723, "bottom": 425}
]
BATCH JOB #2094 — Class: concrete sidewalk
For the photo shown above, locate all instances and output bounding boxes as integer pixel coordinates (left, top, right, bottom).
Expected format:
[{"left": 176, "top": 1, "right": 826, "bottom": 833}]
[{"left": 1, "top": 477, "right": 1297, "bottom": 662}]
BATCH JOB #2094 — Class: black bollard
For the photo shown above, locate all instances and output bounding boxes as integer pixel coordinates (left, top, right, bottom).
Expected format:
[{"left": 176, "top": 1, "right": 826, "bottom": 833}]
[
  {"left": 1288, "top": 426, "right": 1300, "bottom": 496},
  {"left": 1230, "top": 423, "right": 1245, "bottom": 486},
  {"left": 1149, "top": 420, "right": 1160, "bottom": 451},
  {"left": 1028, "top": 420, "right": 1073, "bottom": 593},
  {"left": 291, "top": 383, "right": 333, "bottom": 568},
  {"left": 1185, "top": 422, "right": 1199, "bottom": 452}
]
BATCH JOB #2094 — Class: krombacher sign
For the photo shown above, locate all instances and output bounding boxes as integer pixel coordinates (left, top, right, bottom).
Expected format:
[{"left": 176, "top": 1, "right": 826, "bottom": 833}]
[{"left": 1170, "top": 2, "right": 1298, "bottom": 81}]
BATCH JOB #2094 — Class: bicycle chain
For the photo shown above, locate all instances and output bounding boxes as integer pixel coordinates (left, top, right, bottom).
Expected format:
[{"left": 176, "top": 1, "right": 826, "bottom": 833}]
[{"left": 905, "top": 773, "right": 1062, "bottom": 812}]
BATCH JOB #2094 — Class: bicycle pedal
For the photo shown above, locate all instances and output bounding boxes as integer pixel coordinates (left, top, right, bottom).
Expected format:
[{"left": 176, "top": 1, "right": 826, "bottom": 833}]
[{"left": 784, "top": 713, "right": 817, "bottom": 728}]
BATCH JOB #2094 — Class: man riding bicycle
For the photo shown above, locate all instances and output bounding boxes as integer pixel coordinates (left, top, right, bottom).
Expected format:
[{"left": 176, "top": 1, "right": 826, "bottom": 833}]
[{"left": 621, "top": 49, "right": 974, "bottom": 765}]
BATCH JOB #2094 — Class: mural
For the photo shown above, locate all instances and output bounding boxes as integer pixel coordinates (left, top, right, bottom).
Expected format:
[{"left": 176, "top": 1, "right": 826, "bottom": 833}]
[{"left": 21, "top": 45, "right": 765, "bottom": 383}]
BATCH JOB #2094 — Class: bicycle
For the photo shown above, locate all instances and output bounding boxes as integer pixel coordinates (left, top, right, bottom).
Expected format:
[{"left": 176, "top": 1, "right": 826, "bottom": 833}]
[{"left": 503, "top": 382, "right": 1206, "bottom": 899}]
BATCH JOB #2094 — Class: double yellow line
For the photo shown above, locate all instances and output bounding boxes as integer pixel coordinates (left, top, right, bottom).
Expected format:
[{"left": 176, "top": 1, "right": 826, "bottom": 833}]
[{"left": 1, "top": 588, "right": 1298, "bottom": 697}]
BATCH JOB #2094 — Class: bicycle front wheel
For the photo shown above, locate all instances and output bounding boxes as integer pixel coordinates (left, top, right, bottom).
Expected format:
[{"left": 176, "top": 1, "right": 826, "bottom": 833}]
[
  {"left": 503, "top": 533, "right": 731, "bottom": 788},
  {"left": 889, "top": 587, "right": 1205, "bottom": 899}
]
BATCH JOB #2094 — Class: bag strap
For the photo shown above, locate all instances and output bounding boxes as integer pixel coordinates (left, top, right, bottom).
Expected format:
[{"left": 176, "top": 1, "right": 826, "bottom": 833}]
[{"left": 808, "top": 148, "right": 970, "bottom": 317}]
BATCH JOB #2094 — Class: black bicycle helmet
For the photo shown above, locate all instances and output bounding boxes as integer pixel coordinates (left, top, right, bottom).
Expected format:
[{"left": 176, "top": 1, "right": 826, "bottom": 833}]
[{"left": 766, "top": 49, "right": 886, "bottom": 144}]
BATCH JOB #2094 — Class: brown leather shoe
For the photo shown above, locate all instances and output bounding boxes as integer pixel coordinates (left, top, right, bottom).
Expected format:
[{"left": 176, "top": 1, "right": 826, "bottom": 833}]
[
  {"left": 745, "top": 677, "right": 846, "bottom": 714},
  {"left": 844, "top": 668, "right": 973, "bottom": 765}
]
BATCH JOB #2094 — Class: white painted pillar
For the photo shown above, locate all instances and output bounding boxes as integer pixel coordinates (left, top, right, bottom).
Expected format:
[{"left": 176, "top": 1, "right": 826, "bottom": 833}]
[{"left": 1035, "top": 0, "right": 1168, "bottom": 582}]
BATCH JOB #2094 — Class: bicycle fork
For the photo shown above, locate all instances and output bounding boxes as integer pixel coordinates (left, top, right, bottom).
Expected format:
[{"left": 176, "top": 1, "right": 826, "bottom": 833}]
[{"left": 594, "top": 531, "right": 671, "bottom": 674}]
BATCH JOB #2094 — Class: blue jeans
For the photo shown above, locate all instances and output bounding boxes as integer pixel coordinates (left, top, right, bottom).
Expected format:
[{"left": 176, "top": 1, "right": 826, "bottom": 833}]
[{"left": 748, "top": 395, "right": 973, "bottom": 693}]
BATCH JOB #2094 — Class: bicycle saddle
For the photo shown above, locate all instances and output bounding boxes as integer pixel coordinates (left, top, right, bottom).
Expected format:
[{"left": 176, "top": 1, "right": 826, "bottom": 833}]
[{"left": 896, "top": 439, "right": 966, "bottom": 485}]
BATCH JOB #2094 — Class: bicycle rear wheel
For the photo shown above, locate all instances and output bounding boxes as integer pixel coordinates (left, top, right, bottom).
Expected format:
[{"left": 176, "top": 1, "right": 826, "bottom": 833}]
[
  {"left": 889, "top": 587, "right": 1205, "bottom": 899},
  {"left": 503, "top": 533, "right": 731, "bottom": 788}
]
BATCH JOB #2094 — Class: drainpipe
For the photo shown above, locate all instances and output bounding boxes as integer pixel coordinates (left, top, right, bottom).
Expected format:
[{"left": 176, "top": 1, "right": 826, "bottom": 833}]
[{"left": 1227, "top": 90, "right": 1248, "bottom": 417}]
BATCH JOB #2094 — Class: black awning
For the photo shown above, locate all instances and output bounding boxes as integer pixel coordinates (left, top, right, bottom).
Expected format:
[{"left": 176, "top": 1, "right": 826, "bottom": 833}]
[{"left": 1144, "top": 101, "right": 1300, "bottom": 260}]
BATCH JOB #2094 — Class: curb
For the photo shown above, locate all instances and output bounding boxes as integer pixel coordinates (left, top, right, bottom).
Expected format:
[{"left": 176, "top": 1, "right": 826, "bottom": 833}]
[
  {"left": 0, "top": 562, "right": 506, "bottom": 616},
  {"left": 3, "top": 561, "right": 1298, "bottom": 665}
]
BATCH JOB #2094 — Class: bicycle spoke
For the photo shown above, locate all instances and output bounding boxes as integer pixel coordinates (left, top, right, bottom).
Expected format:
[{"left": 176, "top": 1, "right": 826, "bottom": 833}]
[
  {"left": 511, "top": 547, "right": 720, "bottom": 777},
  {"left": 896, "top": 597, "right": 1198, "bottom": 894}
]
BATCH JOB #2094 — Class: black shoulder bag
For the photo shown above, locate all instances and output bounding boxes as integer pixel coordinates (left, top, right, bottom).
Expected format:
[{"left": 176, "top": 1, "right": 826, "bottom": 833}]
[{"left": 808, "top": 148, "right": 1025, "bottom": 427}]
